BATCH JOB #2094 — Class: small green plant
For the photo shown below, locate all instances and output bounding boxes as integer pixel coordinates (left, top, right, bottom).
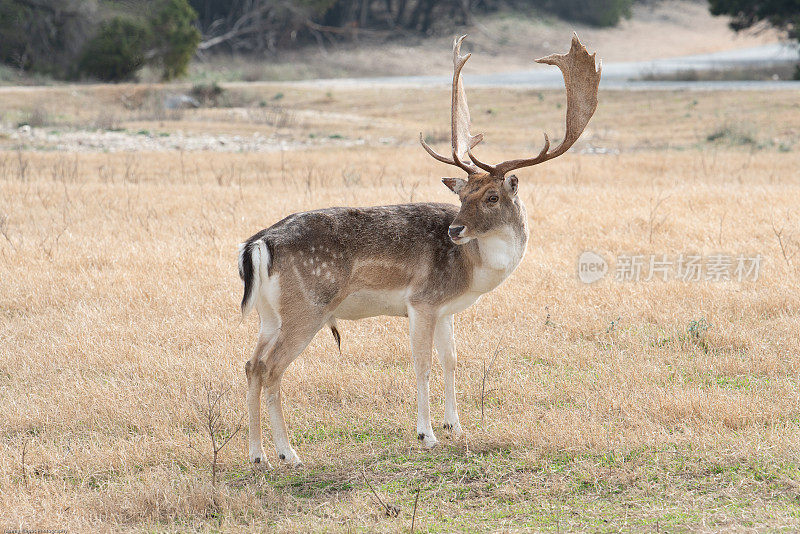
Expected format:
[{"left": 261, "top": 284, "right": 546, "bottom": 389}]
[
  {"left": 17, "top": 107, "right": 51, "bottom": 128},
  {"left": 683, "top": 319, "right": 710, "bottom": 352},
  {"left": 706, "top": 124, "right": 757, "bottom": 146},
  {"left": 190, "top": 82, "right": 225, "bottom": 107}
]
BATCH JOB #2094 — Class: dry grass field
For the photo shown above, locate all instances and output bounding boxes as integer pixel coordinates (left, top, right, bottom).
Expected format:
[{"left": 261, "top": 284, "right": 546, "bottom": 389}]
[{"left": 1, "top": 81, "right": 800, "bottom": 532}]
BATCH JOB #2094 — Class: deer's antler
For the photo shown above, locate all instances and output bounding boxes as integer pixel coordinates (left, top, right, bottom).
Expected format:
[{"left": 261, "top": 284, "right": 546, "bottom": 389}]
[
  {"left": 420, "top": 35, "right": 484, "bottom": 174},
  {"left": 469, "top": 34, "right": 601, "bottom": 176}
]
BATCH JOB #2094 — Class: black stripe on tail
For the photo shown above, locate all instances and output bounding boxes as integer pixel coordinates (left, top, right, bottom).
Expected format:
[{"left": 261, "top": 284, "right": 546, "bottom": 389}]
[
  {"left": 239, "top": 235, "right": 272, "bottom": 314},
  {"left": 239, "top": 241, "right": 255, "bottom": 313}
]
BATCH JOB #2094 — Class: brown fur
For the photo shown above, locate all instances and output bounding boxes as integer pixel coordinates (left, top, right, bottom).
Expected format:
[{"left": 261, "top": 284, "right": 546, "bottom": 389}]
[
  {"left": 241, "top": 182, "right": 529, "bottom": 465},
  {"left": 448, "top": 173, "right": 523, "bottom": 239},
  {"left": 243, "top": 203, "right": 475, "bottom": 309}
]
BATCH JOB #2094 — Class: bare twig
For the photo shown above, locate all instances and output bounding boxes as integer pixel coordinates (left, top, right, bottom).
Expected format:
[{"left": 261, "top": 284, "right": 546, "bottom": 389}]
[
  {"left": 481, "top": 331, "right": 506, "bottom": 427},
  {"left": 191, "top": 382, "right": 246, "bottom": 488},
  {"left": 0, "top": 214, "right": 18, "bottom": 252},
  {"left": 411, "top": 487, "right": 421, "bottom": 532},
  {"left": 362, "top": 469, "right": 399, "bottom": 517},
  {"left": 648, "top": 192, "right": 670, "bottom": 244},
  {"left": 395, "top": 179, "right": 420, "bottom": 203},
  {"left": 771, "top": 217, "right": 798, "bottom": 266},
  {"left": 21, "top": 437, "right": 30, "bottom": 489}
]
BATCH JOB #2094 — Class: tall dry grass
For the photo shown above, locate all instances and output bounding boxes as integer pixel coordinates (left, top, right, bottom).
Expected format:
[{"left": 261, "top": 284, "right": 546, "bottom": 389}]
[{"left": 1, "top": 85, "right": 800, "bottom": 532}]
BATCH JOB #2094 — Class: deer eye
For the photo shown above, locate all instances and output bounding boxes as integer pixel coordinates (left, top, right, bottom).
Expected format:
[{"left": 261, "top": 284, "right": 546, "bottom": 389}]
[{"left": 487, "top": 194, "right": 499, "bottom": 203}]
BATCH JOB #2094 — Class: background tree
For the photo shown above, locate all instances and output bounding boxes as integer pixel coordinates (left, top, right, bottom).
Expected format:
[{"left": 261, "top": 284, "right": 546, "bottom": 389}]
[
  {"left": 525, "top": 0, "right": 632, "bottom": 27},
  {"left": 709, "top": 0, "right": 800, "bottom": 78},
  {"left": 1, "top": 0, "right": 637, "bottom": 79},
  {"left": 78, "top": 17, "right": 149, "bottom": 81},
  {"left": 0, "top": 0, "right": 96, "bottom": 76},
  {"left": 0, "top": 0, "right": 201, "bottom": 81},
  {"left": 190, "top": 0, "right": 632, "bottom": 54},
  {"left": 148, "top": 0, "right": 202, "bottom": 80}
]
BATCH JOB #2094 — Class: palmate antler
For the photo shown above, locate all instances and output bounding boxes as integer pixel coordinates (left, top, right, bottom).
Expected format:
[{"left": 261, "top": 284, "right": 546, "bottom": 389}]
[
  {"left": 420, "top": 35, "right": 484, "bottom": 174},
  {"left": 421, "top": 34, "right": 602, "bottom": 177}
]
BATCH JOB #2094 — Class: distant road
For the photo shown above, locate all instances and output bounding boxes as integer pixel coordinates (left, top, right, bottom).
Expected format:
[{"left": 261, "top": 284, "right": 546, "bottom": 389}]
[{"left": 299, "top": 43, "right": 800, "bottom": 91}]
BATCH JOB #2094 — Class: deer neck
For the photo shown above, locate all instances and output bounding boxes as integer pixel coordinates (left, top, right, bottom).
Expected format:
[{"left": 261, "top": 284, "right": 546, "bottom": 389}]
[{"left": 466, "top": 200, "right": 528, "bottom": 293}]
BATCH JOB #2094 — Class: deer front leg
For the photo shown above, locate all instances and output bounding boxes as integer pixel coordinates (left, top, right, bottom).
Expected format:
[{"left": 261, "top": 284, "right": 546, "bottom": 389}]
[
  {"left": 435, "top": 314, "right": 463, "bottom": 440},
  {"left": 409, "top": 306, "right": 438, "bottom": 449}
]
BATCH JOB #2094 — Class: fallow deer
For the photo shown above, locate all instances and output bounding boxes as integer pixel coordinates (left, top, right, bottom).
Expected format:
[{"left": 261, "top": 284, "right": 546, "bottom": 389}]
[{"left": 239, "top": 34, "right": 601, "bottom": 466}]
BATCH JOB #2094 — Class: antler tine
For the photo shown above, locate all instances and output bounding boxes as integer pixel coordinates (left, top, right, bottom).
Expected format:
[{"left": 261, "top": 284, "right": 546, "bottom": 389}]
[
  {"left": 420, "top": 34, "right": 483, "bottom": 174},
  {"left": 420, "top": 132, "right": 457, "bottom": 165},
  {"left": 467, "top": 150, "right": 495, "bottom": 173},
  {"left": 492, "top": 133, "right": 551, "bottom": 176},
  {"left": 492, "top": 34, "right": 601, "bottom": 176},
  {"left": 451, "top": 35, "right": 482, "bottom": 172},
  {"left": 452, "top": 148, "right": 475, "bottom": 174}
]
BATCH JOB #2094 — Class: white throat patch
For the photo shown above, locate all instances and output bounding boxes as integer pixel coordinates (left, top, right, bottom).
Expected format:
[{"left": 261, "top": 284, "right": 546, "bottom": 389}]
[{"left": 472, "top": 226, "right": 526, "bottom": 292}]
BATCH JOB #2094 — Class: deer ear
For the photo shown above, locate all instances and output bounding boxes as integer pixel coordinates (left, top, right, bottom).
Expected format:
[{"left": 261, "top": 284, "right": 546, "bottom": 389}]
[
  {"left": 442, "top": 177, "right": 466, "bottom": 194},
  {"left": 503, "top": 174, "right": 519, "bottom": 196}
]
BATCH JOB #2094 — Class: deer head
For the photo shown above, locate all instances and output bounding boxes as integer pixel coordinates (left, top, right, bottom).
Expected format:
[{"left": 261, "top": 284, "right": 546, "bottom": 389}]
[{"left": 421, "top": 34, "right": 601, "bottom": 244}]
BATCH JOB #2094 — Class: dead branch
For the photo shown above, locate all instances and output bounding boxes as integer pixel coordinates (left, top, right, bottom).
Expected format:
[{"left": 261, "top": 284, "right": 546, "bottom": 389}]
[
  {"left": 481, "top": 331, "right": 506, "bottom": 427},
  {"left": 411, "top": 487, "right": 421, "bottom": 532},
  {"left": 362, "top": 469, "right": 400, "bottom": 517},
  {"left": 191, "top": 382, "right": 246, "bottom": 488},
  {"left": 21, "top": 437, "right": 30, "bottom": 489},
  {"left": 648, "top": 192, "right": 670, "bottom": 245},
  {"left": 771, "top": 218, "right": 798, "bottom": 266}
]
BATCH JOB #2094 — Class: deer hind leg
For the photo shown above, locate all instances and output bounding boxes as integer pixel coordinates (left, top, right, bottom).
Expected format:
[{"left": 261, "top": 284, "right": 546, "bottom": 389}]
[
  {"left": 409, "top": 306, "right": 438, "bottom": 449},
  {"left": 246, "top": 312, "right": 280, "bottom": 466},
  {"left": 435, "top": 314, "right": 463, "bottom": 440},
  {"left": 261, "top": 318, "right": 322, "bottom": 466}
]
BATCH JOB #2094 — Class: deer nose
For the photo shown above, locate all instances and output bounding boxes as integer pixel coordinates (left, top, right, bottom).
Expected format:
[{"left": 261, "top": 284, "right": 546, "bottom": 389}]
[{"left": 448, "top": 225, "right": 465, "bottom": 238}]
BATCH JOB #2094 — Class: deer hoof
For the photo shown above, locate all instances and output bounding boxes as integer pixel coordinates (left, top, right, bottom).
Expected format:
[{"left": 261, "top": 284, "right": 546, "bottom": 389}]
[
  {"left": 278, "top": 448, "right": 302, "bottom": 467},
  {"left": 444, "top": 422, "right": 464, "bottom": 440},
  {"left": 419, "top": 434, "right": 439, "bottom": 449},
  {"left": 250, "top": 444, "right": 268, "bottom": 466},
  {"left": 251, "top": 456, "right": 272, "bottom": 469}
]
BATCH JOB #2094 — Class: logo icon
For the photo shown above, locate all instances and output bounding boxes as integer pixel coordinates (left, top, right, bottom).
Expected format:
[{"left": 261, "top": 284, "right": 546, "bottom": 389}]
[{"left": 578, "top": 251, "right": 607, "bottom": 284}]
